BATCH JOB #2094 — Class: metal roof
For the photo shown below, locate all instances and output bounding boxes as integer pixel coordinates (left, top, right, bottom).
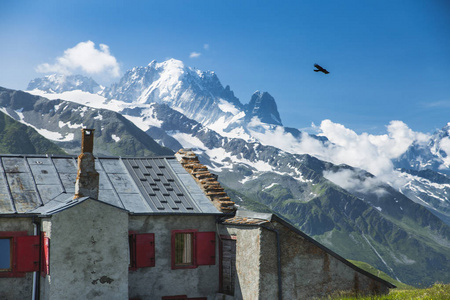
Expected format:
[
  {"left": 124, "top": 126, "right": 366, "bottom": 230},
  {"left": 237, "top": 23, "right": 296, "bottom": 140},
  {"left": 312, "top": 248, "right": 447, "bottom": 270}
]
[{"left": 0, "top": 155, "right": 221, "bottom": 216}]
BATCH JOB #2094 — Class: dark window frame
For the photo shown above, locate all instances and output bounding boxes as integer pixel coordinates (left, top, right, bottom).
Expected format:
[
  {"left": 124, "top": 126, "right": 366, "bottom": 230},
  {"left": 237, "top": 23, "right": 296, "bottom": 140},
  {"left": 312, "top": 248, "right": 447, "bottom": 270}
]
[
  {"left": 171, "top": 230, "right": 216, "bottom": 270},
  {"left": 0, "top": 231, "right": 28, "bottom": 278},
  {"left": 171, "top": 229, "right": 197, "bottom": 269}
]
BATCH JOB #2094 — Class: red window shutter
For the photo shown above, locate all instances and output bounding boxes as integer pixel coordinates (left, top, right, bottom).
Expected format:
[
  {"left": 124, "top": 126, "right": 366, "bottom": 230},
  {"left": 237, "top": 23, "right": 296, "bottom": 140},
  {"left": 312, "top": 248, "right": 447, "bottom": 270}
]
[
  {"left": 135, "top": 233, "right": 155, "bottom": 268},
  {"left": 41, "top": 236, "right": 49, "bottom": 277},
  {"left": 16, "top": 236, "right": 40, "bottom": 272},
  {"left": 196, "top": 232, "right": 216, "bottom": 266}
]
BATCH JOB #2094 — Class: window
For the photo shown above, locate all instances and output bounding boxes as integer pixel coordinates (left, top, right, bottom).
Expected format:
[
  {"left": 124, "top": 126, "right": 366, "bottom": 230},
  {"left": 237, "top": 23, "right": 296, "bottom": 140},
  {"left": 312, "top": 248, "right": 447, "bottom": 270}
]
[
  {"left": 174, "top": 232, "right": 194, "bottom": 267},
  {"left": 0, "top": 231, "right": 41, "bottom": 278},
  {"left": 129, "top": 232, "right": 155, "bottom": 270},
  {"left": 0, "top": 238, "right": 11, "bottom": 272},
  {"left": 171, "top": 230, "right": 216, "bottom": 269}
]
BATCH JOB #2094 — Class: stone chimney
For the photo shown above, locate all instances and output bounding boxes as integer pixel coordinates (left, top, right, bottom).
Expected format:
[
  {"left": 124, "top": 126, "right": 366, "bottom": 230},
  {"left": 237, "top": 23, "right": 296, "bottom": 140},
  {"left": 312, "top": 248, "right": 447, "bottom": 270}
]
[{"left": 74, "top": 129, "right": 99, "bottom": 199}]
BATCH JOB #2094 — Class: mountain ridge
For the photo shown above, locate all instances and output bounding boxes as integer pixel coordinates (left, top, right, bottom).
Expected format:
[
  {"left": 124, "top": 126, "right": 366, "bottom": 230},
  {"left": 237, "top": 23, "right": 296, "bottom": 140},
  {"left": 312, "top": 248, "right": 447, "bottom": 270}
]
[{"left": 17, "top": 58, "right": 450, "bottom": 286}]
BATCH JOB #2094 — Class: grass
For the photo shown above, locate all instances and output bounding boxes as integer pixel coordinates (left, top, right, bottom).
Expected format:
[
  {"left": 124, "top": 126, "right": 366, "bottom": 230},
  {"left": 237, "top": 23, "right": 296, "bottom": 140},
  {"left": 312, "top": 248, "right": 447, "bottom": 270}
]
[
  {"left": 347, "top": 260, "right": 413, "bottom": 290},
  {"left": 324, "top": 283, "right": 450, "bottom": 300}
]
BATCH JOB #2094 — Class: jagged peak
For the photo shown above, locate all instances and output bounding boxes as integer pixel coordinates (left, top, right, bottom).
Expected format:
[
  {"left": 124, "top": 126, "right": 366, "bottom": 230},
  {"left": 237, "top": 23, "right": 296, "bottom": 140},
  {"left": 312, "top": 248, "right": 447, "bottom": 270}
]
[
  {"left": 27, "top": 74, "right": 99, "bottom": 93},
  {"left": 246, "top": 91, "right": 282, "bottom": 126}
]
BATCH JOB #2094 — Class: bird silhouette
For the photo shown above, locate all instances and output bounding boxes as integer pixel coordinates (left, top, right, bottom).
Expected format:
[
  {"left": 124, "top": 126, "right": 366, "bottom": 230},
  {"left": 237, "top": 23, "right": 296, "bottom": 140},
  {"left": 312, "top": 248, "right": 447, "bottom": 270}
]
[{"left": 314, "top": 64, "right": 329, "bottom": 74}]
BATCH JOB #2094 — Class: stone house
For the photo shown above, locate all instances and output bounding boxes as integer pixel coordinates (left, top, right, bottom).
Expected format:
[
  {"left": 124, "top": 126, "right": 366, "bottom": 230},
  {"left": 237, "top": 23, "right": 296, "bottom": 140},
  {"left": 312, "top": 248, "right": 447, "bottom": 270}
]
[{"left": 0, "top": 129, "right": 394, "bottom": 299}]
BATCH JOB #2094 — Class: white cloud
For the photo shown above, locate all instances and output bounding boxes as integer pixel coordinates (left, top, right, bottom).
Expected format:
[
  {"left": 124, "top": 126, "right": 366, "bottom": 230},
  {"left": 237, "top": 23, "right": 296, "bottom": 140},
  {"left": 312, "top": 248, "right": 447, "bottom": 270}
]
[
  {"left": 438, "top": 137, "right": 450, "bottom": 167},
  {"left": 248, "top": 118, "right": 430, "bottom": 189},
  {"left": 189, "top": 52, "right": 202, "bottom": 58},
  {"left": 203, "top": 44, "right": 210, "bottom": 50},
  {"left": 36, "top": 41, "right": 121, "bottom": 78},
  {"left": 323, "top": 169, "right": 389, "bottom": 197},
  {"left": 316, "top": 120, "right": 429, "bottom": 179}
]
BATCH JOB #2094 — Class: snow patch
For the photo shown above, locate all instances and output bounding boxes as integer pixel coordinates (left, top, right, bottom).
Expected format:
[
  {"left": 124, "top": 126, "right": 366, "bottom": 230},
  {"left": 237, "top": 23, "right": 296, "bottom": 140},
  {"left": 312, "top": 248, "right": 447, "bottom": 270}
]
[
  {"left": 218, "top": 99, "right": 239, "bottom": 115},
  {"left": 263, "top": 183, "right": 279, "bottom": 190},
  {"left": 111, "top": 134, "right": 121, "bottom": 142}
]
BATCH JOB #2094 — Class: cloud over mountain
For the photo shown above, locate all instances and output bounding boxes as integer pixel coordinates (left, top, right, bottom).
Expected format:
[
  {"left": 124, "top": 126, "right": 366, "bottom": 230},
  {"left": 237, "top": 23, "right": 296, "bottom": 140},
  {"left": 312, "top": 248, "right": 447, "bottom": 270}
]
[{"left": 36, "top": 41, "right": 121, "bottom": 80}]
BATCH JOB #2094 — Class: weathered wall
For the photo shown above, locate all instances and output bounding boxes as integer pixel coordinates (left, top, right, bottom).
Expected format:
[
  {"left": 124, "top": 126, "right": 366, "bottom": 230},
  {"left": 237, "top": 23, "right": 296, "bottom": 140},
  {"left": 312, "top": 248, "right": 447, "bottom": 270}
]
[
  {"left": 128, "top": 215, "right": 219, "bottom": 300},
  {"left": 0, "top": 217, "right": 34, "bottom": 300},
  {"left": 221, "top": 220, "right": 390, "bottom": 300},
  {"left": 41, "top": 200, "right": 129, "bottom": 300},
  {"left": 221, "top": 225, "right": 262, "bottom": 300},
  {"left": 264, "top": 220, "right": 390, "bottom": 299}
]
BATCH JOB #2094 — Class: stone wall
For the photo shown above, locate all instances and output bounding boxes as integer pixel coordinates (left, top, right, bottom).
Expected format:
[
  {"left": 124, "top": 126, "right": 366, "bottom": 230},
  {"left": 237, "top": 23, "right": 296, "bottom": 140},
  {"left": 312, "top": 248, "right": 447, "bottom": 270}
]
[
  {"left": 128, "top": 215, "right": 220, "bottom": 300},
  {"left": 270, "top": 219, "right": 390, "bottom": 299},
  {"left": 221, "top": 225, "right": 262, "bottom": 300},
  {"left": 220, "top": 218, "right": 391, "bottom": 299},
  {"left": 41, "top": 199, "right": 129, "bottom": 300}
]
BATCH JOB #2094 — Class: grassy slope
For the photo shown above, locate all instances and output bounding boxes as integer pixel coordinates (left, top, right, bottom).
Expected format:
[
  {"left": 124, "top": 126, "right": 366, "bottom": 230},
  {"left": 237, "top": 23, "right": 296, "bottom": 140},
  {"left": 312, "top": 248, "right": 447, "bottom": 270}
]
[
  {"left": 326, "top": 283, "right": 450, "bottom": 300},
  {"left": 347, "top": 260, "right": 413, "bottom": 290},
  {"left": 0, "top": 111, "right": 66, "bottom": 154}
]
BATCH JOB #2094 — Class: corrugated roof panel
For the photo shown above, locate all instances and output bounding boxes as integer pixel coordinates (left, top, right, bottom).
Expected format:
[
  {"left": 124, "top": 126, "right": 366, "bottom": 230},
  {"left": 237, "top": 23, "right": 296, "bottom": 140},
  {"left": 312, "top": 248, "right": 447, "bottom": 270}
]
[
  {"left": 99, "top": 158, "right": 127, "bottom": 174},
  {"left": 0, "top": 196, "right": 14, "bottom": 213},
  {"left": 0, "top": 155, "right": 222, "bottom": 216},
  {"left": 94, "top": 159, "right": 105, "bottom": 172},
  {"left": 167, "top": 159, "right": 219, "bottom": 214},
  {"left": 27, "top": 157, "right": 53, "bottom": 165},
  {"left": 107, "top": 173, "right": 139, "bottom": 194},
  {"left": 97, "top": 171, "right": 113, "bottom": 190},
  {"left": 28, "top": 163, "right": 59, "bottom": 185},
  {"left": 58, "top": 173, "right": 77, "bottom": 193},
  {"left": 7, "top": 172, "right": 37, "bottom": 191},
  {"left": 98, "top": 189, "right": 124, "bottom": 209},
  {"left": 117, "top": 193, "right": 152, "bottom": 213},
  {"left": 0, "top": 170, "right": 14, "bottom": 213},
  {"left": 11, "top": 190, "right": 40, "bottom": 213},
  {"left": 37, "top": 185, "right": 63, "bottom": 205},
  {"left": 2, "top": 157, "right": 28, "bottom": 173},
  {"left": 52, "top": 157, "right": 77, "bottom": 173}
]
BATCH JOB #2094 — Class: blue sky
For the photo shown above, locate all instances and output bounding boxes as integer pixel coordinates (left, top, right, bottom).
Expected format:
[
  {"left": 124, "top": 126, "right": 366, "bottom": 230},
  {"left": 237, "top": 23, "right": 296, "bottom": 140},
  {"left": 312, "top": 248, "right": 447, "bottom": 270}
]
[{"left": 1, "top": 0, "right": 450, "bottom": 134}]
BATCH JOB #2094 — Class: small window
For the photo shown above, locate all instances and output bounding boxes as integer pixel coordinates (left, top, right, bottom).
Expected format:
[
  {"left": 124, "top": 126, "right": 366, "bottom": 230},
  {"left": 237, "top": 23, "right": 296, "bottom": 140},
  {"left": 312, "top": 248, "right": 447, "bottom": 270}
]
[
  {"left": 0, "top": 232, "right": 41, "bottom": 278},
  {"left": 0, "top": 238, "right": 11, "bottom": 271},
  {"left": 174, "top": 232, "right": 194, "bottom": 266},
  {"left": 171, "top": 230, "right": 216, "bottom": 269}
]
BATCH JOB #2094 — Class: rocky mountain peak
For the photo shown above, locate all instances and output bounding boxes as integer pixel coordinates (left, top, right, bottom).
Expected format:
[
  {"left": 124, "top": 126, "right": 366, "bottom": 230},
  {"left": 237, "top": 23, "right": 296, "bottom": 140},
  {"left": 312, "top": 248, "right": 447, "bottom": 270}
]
[
  {"left": 102, "top": 58, "right": 243, "bottom": 126},
  {"left": 245, "top": 91, "right": 282, "bottom": 126},
  {"left": 27, "top": 74, "right": 100, "bottom": 93}
]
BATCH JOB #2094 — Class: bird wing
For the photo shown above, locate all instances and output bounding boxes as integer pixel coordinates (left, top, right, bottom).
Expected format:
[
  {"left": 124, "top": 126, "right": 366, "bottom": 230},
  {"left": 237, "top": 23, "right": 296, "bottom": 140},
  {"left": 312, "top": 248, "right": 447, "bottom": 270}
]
[{"left": 314, "top": 64, "right": 329, "bottom": 74}]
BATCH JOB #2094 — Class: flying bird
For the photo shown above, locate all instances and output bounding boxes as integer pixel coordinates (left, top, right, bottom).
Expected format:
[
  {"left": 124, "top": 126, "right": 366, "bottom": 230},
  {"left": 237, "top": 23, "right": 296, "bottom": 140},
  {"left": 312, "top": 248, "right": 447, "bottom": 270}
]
[{"left": 314, "top": 64, "right": 329, "bottom": 74}]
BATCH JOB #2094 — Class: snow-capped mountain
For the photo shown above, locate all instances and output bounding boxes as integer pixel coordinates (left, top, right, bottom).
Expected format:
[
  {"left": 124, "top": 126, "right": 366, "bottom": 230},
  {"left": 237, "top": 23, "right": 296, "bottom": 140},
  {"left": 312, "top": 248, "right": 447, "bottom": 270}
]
[
  {"left": 102, "top": 59, "right": 245, "bottom": 129},
  {"left": 19, "top": 58, "right": 450, "bottom": 286},
  {"left": 27, "top": 74, "right": 101, "bottom": 94},
  {"left": 245, "top": 91, "right": 282, "bottom": 126},
  {"left": 395, "top": 124, "right": 450, "bottom": 175}
]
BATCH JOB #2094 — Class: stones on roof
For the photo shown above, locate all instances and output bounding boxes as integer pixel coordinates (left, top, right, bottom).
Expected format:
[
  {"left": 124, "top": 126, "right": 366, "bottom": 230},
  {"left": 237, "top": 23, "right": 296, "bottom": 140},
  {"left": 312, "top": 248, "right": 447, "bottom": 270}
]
[
  {"left": 175, "top": 149, "right": 236, "bottom": 213},
  {"left": 222, "top": 216, "right": 270, "bottom": 225}
]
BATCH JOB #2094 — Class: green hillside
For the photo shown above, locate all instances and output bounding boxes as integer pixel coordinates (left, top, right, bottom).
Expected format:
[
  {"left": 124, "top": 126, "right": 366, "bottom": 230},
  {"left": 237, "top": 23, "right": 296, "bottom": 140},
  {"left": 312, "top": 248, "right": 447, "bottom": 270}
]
[
  {"left": 0, "top": 111, "right": 66, "bottom": 155},
  {"left": 326, "top": 283, "right": 450, "bottom": 300},
  {"left": 347, "top": 260, "right": 413, "bottom": 290}
]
